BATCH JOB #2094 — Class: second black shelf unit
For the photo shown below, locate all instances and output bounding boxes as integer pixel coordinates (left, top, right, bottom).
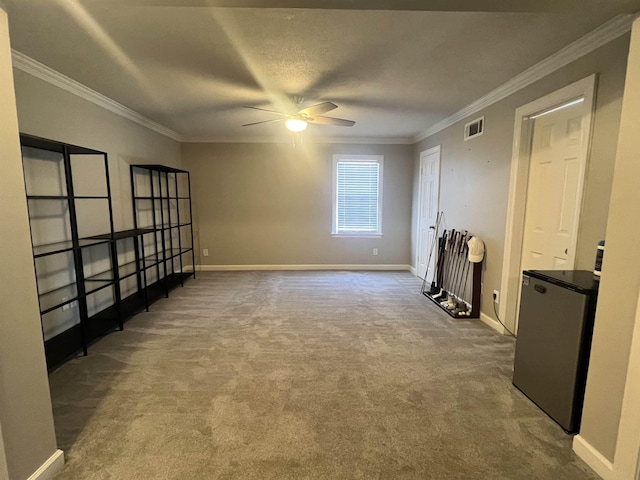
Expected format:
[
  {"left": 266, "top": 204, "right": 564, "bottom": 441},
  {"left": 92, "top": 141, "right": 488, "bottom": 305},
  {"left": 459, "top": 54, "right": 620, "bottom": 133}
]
[{"left": 130, "top": 164, "right": 195, "bottom": 304}]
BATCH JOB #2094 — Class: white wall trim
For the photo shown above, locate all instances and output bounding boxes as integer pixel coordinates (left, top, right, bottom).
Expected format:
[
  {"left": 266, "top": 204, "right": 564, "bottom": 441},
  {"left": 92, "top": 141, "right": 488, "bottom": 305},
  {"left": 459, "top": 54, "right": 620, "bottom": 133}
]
[
  {"left": 499, "top": 74, "right": 597, "bottom": 334},
  {"left": 480, "top": 312, "right": 508, "bottom": 335},
  {"left": 195, "top": 264, "right": 411, "bottom": 272},
  {"left": 11, "top": 50, "right": 182, "bottom": 142},
  {"left": 409, "top": 266, "right": 417, "bottom": 276},
  {"left": 573, "top": 435, "right": 615, "bottom": 480},
  {"left": 26, "top": 450, "right": 64, "bottom": 480},
  {"left": 414, "top": 14, "right": 634, "bottom": 143}
]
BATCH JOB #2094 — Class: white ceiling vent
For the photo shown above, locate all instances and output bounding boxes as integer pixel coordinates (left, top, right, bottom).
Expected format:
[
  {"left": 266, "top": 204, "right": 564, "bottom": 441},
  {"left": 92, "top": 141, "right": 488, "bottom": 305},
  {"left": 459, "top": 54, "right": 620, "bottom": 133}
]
[{"left": 464, "top": 116, "right": 484, "bottom": 141}]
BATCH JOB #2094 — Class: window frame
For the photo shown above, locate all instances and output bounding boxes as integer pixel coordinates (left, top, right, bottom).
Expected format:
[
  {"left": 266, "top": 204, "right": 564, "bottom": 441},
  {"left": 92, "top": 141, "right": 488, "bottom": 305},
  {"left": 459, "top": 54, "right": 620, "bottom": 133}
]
[{"left": 331, "top": 154, "right": 384, "bottom": 237}]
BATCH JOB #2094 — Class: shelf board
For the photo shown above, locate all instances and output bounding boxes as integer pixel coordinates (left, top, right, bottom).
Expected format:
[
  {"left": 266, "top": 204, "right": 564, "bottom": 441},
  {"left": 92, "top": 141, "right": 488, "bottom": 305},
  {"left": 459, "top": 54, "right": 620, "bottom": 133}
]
[
  {"left": 33, "top": 238, "right": 115, "bottom": 258},
  {"left": 131, "top": 164, "right": 188, "bottom": 174},
  {"left": 143, "top": 254, "right": 161, "bottom": 268},
  {"left": 39, "top": 283, "right": 79, "bottom": 314},
  {"left": 117, "top": 260, "right": 139, "bottom": 280},
  {"left": 33, "top": 241, "right": 75, "bottom": 257},
  {"left": 27, "top": 195, "right": 109, "bottom": 200},
  {"left": 155, "top": 222, "right": 191, "bottom": 229},
  {"left": 79, "top": 238, "right": 111, "bottom": 249},
  {"left": 85, "top": 268, "right": 115, "bottom": 282},
  {"left": 167, "top": 247, "right": 193, "bottom": 259},
  {"left": 27, "top": 195, "right": 69, "bottom": 200},
  {"left": 87, "top": 228, "right": 156, "bottom": 241},
  {"left": 39, "top": 277, "right": 114, "bottom": 313},
  {"left": 20, "top": 133, "right": 106, "bottom": 155},
  {"left": 85, "top": 279, "right": 114, "bottom": 296},
  {"left": 133, "top": 197, "right": 190, "bottom": 203}
]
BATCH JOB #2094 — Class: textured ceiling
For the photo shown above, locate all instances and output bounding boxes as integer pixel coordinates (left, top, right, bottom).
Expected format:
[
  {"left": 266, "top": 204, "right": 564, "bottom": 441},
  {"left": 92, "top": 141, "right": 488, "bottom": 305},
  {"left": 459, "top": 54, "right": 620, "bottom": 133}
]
[{"left": 6, "top": 0, "right": 640, "bottom": 141}]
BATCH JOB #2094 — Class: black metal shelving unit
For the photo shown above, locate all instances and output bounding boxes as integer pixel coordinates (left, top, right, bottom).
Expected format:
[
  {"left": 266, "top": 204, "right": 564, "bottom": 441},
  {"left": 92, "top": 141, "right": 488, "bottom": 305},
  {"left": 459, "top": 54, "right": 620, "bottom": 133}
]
[
  {"left": 130, "top": 164, "right": 195, "bottom": 304},
  {"left": 21, "top": 134, "right": 121, "bottom": 369},
  {"left": 85, "top": 227, "right": 156, "bottom": 324},
  {"left": 21, "top": 137, "right": 196, "bottom": 370}
]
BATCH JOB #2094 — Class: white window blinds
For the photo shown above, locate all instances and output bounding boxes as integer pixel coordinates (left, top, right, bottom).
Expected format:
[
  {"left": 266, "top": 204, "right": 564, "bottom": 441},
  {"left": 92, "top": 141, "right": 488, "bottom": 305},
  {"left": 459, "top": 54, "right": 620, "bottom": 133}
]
[{"left": 333, "top": 156, "right": 383, "bottom": 235}]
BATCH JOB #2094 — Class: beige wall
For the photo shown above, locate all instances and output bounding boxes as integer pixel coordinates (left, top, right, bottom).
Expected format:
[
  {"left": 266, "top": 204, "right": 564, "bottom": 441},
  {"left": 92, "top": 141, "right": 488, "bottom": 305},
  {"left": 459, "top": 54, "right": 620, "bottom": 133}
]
[
  {"left": 4, "top": 28, "right": 184, "bottom": 480},
  {"left": 182, "top": 142, "right": 413, "bottom": 267},
  {"left": 580, "top": 18, "right": 640, "bottom": 464},
  {"left": 0, "top": 7, "right": 58, "bottom": 480},
  {"left": 13, "top": 70, "right": 182, "bottom": 232},
  {"left": 412, "top": 35, "right": 629, "bottom": 325}
]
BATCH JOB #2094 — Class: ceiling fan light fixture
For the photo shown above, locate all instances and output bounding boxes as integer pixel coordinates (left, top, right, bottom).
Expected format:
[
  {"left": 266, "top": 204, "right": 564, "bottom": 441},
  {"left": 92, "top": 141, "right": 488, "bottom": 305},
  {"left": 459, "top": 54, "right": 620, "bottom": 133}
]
[{"left": 285, "top": 118, "right": 308, "bottom": 132}]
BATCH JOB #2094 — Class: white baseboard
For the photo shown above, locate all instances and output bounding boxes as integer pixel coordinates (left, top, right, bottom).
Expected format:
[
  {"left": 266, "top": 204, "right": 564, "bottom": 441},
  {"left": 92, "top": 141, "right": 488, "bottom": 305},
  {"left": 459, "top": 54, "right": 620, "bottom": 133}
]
[
  {"left": 27, "top": 449, "right": 64, "bottom": 480},
  {"left": 573, "top": 435, "right": 614, "bottom": 480},
  {"left": 409, "top": 266, "right": 417, "bottom": 276},
  {"left": 480, "top": 312, "right": 508, "bottom": 335},
  {"left": 195, "top": 264, "right": 411, "bottom": 272}
]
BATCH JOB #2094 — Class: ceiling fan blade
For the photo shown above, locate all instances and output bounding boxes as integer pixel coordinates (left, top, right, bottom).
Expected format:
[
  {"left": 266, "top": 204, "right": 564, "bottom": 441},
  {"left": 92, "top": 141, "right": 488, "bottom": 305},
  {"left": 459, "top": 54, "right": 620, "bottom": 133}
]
[
  {"left": 242, "top": 106, "right": 289, "bottom": 117},
  {"left": 298, "top": 102, "right": 338, "bottom": 117},
  {"left": 308, "top": 116, "right": 355, "bottom": 127},
  {"left": 242, "top": 118, "right": 286, "bottom": 127}
]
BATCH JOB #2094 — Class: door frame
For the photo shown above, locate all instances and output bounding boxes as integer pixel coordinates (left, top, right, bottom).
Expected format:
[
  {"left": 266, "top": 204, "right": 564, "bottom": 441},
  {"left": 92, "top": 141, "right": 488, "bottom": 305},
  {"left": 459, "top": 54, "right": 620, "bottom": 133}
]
[
  {"left": 610, "top": 290, "right": 640, "bottom": 480},
  {"left": 499, "top": 74, "right": 597, "bottom": 332},
  {"left": 416, "top": 145, "right": 441, "bottom": 278}
]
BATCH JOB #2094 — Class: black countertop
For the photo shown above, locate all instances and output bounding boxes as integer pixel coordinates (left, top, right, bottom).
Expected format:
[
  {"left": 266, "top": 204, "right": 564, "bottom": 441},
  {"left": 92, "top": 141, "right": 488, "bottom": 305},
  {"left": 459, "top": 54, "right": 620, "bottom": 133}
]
[{"left": 523, "top": 270, "right": 600, "bottom": 294}]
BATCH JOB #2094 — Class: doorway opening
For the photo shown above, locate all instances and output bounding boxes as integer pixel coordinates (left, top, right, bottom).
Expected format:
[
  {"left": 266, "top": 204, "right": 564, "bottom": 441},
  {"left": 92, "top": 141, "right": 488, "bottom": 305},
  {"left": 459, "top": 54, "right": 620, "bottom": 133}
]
[
  {"left": 499, "top": 74, "right": 597, "bottom": 333},
  {"left": 416, "top": 146, "right": 441, "bottom": 281}
]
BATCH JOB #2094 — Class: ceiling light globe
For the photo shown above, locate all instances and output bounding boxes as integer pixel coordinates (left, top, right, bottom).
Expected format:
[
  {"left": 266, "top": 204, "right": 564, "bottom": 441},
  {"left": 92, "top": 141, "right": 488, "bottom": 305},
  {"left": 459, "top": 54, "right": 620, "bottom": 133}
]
[{"left": 285, "top": 119, "right": 308, "bottom": 132}]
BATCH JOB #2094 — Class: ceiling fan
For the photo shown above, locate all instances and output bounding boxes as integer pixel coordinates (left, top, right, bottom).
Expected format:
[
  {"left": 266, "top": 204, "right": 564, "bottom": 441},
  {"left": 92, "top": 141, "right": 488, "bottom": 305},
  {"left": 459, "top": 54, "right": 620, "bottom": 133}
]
[{"left": 242, "top": 100, "right": 355, "bottom": 132}]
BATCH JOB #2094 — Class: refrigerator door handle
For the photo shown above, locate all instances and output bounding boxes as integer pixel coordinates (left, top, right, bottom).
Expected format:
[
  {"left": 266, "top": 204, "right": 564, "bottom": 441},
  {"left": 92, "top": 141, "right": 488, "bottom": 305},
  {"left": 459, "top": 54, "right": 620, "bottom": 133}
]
[{"left": 534, "top": 284, "right": 547, "bottom": 294}]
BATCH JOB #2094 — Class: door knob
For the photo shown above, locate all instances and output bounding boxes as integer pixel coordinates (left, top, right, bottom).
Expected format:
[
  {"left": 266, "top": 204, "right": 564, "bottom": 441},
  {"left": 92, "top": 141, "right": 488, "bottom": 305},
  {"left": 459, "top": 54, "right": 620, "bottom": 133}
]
[{"left": 429, "top": 225, "right": 435, "bottom": 229}]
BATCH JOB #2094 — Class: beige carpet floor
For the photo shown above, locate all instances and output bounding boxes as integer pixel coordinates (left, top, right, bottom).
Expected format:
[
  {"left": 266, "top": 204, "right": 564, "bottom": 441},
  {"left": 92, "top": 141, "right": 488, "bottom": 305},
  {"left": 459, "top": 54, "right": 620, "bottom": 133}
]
[{"left": 49, "top": 271, "right": 598, "bottom": 479}]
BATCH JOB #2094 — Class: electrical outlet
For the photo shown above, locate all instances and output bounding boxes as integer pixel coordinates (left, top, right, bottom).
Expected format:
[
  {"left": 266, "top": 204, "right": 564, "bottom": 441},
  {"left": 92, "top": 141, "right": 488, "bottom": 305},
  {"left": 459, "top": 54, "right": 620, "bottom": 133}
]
[
  {"left": 203, "top": 248, "right": 209, "bottom": 257},
  {"left": 493, "top": 290, "right": 500, "bottom": 304},
  {"left": 373, "top": 248, "right": 378, "bottom": 256}
]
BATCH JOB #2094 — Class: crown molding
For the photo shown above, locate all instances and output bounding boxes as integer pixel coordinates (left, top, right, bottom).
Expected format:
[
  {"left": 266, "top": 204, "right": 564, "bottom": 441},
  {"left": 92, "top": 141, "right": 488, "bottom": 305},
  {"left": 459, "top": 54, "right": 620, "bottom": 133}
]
[
  {"left": 413, "top": 13, "right": 636, "bottom": 143},
  {"left": 183, "top": 136, "right": 285, "bottom": 144},
  {"left": 10, "top": 12, "right": 636, "bottom": 147},
  {"left": 11, "top": 50, "right": 182, "bottom": 142},
  {"left": 183, "top": 135, "right": 414, "bottom": 145},
  {"left": 309, "top": 136, "right": 414, "bottom": 144}
]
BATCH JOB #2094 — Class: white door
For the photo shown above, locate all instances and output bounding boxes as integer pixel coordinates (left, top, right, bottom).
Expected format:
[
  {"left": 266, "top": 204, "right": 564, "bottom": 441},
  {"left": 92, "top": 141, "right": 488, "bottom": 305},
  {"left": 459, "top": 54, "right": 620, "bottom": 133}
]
[
  {"left": 417, "top": 146, "right": 441, "bottom": 281},
  {"left": 516, "top": 99, "right": 587, "bottom": 331},
  {"left": 521, "top": 100, "right": 585, "bottom": 272}
]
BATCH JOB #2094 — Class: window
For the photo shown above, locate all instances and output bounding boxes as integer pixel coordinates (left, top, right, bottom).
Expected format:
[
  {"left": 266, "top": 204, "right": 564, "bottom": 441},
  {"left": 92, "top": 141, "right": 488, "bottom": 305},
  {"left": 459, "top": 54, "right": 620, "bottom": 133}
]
[{"left": 332, "top": 154, "right": 383, "bottom": 236}]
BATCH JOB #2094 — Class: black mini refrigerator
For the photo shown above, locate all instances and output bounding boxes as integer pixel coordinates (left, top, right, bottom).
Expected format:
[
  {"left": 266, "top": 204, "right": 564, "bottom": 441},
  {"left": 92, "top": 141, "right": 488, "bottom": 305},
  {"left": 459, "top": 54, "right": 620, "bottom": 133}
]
[{"left": 512, "top": 270, "right": 599, "bottom": 433}]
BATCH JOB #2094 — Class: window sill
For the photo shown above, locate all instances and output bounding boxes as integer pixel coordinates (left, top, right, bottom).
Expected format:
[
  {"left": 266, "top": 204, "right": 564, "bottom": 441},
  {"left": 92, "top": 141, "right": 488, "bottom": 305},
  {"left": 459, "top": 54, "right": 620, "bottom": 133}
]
[{"left": 331, "top": 233, "right": 383, "bottom": 238}]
